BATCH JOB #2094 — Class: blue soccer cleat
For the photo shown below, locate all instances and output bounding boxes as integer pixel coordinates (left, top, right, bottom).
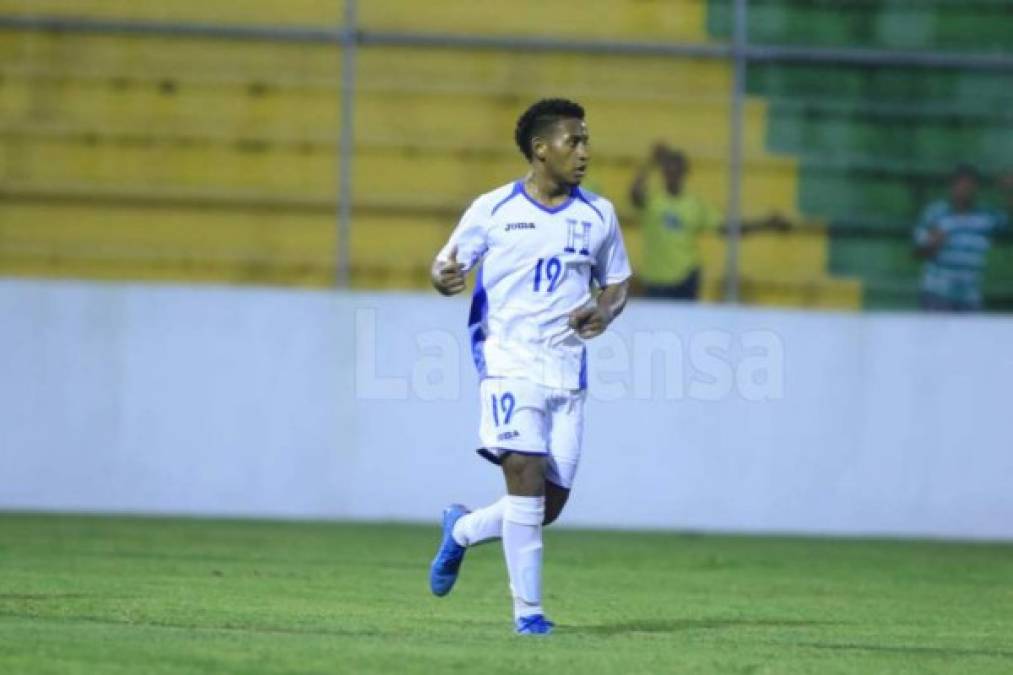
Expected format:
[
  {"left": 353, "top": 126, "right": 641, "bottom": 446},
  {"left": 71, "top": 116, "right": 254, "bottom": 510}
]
[
  {"left": 515, "top": 614, "right": 555, "bottom": 635},
  {"left": 429, "top": 504, "right": 469, "bottom": 597}
]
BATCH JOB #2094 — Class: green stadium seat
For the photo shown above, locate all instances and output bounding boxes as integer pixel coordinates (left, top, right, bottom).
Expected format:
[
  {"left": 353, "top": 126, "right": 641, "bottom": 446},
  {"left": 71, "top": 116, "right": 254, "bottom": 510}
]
[
  {"left": 728, "top": 1, "right": 1013, "bottom": 310},
  {"left": 875, "top": 1, "right": 937, "bottom": 50}
]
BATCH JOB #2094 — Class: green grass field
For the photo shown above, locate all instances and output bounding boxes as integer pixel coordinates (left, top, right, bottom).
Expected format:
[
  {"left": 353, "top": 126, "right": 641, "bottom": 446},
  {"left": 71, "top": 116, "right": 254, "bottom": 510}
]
[{"left": 1, "top": 513, "right": 1011, "bottom": 674}]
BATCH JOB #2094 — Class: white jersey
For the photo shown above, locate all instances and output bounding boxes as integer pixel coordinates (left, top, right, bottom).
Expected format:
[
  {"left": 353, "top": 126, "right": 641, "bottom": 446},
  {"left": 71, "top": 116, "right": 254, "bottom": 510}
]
[{"left": 437, "top": 180, "right": 632, "bottom": 390}]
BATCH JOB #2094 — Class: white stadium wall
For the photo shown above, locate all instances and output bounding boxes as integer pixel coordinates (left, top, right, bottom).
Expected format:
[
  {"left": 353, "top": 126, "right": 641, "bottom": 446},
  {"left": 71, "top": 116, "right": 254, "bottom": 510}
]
[{"left": 2, "top": 279, "right": 1012, "bottom": 540}]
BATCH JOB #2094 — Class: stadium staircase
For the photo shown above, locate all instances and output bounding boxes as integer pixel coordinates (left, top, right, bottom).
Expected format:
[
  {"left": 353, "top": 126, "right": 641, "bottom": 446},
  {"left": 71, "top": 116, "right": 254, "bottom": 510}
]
[
  {"left": 6, "top": 1, "right": 1006, "bottom": 309},
  {"left": 709, "top": 0, "right": 1013, "bottom": 309}
]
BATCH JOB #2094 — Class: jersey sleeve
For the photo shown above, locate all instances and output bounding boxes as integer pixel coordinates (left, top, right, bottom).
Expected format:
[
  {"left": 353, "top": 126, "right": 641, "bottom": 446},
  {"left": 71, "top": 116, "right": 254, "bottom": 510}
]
[
  {"left": 594, "top": 204, "right": 633, "bottom": 287},
  {"left": 436, "top": 198, "right": 490, "bottom": 273}
]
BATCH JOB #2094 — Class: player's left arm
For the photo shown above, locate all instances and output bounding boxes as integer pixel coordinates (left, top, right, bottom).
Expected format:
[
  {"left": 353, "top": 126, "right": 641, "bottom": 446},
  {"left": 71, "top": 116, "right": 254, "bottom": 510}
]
[
  {"left": 569, "top": 202, "right": 632, "bottom": 340},
  {"left": 569, "top": 280, "right": 629, "bottom": 340}
]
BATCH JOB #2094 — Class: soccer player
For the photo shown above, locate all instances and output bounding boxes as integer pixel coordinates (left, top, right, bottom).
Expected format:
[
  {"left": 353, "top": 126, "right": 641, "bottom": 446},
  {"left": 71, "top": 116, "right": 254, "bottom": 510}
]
[{"left": 427, "top": 98, "right": 632, "bottom": 635}]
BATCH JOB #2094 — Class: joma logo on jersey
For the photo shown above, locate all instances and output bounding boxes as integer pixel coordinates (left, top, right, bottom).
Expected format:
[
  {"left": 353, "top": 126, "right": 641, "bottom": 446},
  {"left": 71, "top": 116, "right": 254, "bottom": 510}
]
[
  {"left": 497, "top": 430, "right": 520, "bottom": 441},
  {"left": 505, "top": 222, "right": 537, "bottom": 232},
  {"left": 565, "top": 219, "right": 592, "bottom": 255}
]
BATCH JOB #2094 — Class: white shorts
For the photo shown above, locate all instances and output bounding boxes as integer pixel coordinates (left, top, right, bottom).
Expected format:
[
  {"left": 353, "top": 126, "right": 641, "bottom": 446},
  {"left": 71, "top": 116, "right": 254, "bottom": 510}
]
[{"left": 477, "top": 377, "right": 586, "bottom": 490}]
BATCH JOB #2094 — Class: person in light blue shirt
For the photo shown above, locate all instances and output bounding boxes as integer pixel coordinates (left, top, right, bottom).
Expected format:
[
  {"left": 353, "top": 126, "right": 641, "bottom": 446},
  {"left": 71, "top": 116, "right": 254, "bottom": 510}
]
[{"left": 913, "top": 164, "right": 1007, "bottom": 311}]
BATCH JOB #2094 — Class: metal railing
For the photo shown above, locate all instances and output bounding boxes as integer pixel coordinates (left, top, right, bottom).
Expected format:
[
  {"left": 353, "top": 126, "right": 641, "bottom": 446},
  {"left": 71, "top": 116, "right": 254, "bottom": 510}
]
[{"left": 2, "top": 5, "right": 1011, "bottom": 298}]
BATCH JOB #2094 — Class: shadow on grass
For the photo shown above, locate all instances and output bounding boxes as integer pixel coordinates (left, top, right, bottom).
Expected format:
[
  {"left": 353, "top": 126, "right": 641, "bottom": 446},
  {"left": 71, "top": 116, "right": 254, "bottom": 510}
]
[
  {"left": 0, "top": 593, "right": 93, "bottom": 601},
  {"left": 0, "top": 609, "right": 381, "bottom": 639},
  {"left": 797, "top": 642, "right": 1013, "bottom": 660},
  {"left": 571, "top": 617, "right": 840, "bottom": 636}
]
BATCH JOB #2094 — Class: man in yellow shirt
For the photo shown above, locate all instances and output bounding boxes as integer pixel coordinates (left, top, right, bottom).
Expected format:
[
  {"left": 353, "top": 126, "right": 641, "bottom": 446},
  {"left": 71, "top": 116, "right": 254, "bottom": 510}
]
[{"left": 630, "top": 143, "right": 787, "bottom": 300}]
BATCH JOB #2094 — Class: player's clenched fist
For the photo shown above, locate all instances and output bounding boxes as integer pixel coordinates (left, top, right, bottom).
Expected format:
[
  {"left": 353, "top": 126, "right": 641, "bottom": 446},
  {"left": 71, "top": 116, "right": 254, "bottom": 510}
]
[
  {"left": 568, "top": 303, "right": 612, "bottom": 340},
  {"left": 431, "top": 245, "right": 467, "bottom": 296}
]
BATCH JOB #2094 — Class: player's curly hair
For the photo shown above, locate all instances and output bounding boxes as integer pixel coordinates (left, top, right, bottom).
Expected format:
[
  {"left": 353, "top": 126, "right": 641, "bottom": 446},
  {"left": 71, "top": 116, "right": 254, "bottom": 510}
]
[{"left": 514, "top": 98, "right": 585, "bottom": 161}]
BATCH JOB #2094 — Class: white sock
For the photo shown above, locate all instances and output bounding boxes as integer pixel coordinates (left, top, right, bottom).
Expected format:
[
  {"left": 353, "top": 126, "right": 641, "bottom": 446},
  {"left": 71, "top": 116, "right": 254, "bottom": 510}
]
[
  {"left": 452, "top": 497, "right": 507, "bottom": 547},
  {"left": 502, "top": 495, "right": 545, "bottom": 620}
]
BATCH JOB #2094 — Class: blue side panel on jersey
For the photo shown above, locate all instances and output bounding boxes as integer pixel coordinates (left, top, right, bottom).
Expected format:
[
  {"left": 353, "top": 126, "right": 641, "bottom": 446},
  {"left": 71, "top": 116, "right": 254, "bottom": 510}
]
[
  {"left": 575, "top": 188, "right": 605, "bottom": 225},
  {"left": 579, "top": 345, "right": 588, "bottom": 390},
  {"left": 467, "top": 265, "right": 487, "bottom": 326},
  {"left": 491, "top": 182, "right": 522, "bottom": 216},
  {"left": 468, "top": 265, "right": 489, "bottom": 377}
]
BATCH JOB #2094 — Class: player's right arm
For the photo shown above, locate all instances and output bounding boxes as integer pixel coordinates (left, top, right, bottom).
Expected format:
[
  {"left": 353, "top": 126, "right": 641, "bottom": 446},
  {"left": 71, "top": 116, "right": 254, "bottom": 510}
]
[
  {"left": 431, "top": 246, "right": 466, "bottom": 296},
  {"left": 430, "top": 197, "right": 490, "bottom": 296}
]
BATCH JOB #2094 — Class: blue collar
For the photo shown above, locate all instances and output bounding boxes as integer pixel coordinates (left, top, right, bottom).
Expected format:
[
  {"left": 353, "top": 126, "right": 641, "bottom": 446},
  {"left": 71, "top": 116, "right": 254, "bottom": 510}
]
[{"left": 517, "top": 180, "right": 577, "bottom": 215}]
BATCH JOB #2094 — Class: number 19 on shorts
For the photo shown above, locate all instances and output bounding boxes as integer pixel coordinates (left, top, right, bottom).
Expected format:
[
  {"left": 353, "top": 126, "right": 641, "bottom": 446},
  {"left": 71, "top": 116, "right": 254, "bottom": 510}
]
[{"left": 491, "top": 393, "right": 515, "bottom": 426}]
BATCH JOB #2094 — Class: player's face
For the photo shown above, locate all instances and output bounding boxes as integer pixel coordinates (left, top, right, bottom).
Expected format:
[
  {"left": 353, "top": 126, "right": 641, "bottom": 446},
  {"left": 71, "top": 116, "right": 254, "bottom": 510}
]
[{"left": 538, "top": 118, "right": 590, "bottom": 186}]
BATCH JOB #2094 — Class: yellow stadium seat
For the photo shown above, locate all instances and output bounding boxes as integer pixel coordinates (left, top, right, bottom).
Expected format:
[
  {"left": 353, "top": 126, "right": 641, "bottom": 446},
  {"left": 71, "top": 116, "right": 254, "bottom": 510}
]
[{"left": 0, "top": 2, "right": 860, "bottom": 309}]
